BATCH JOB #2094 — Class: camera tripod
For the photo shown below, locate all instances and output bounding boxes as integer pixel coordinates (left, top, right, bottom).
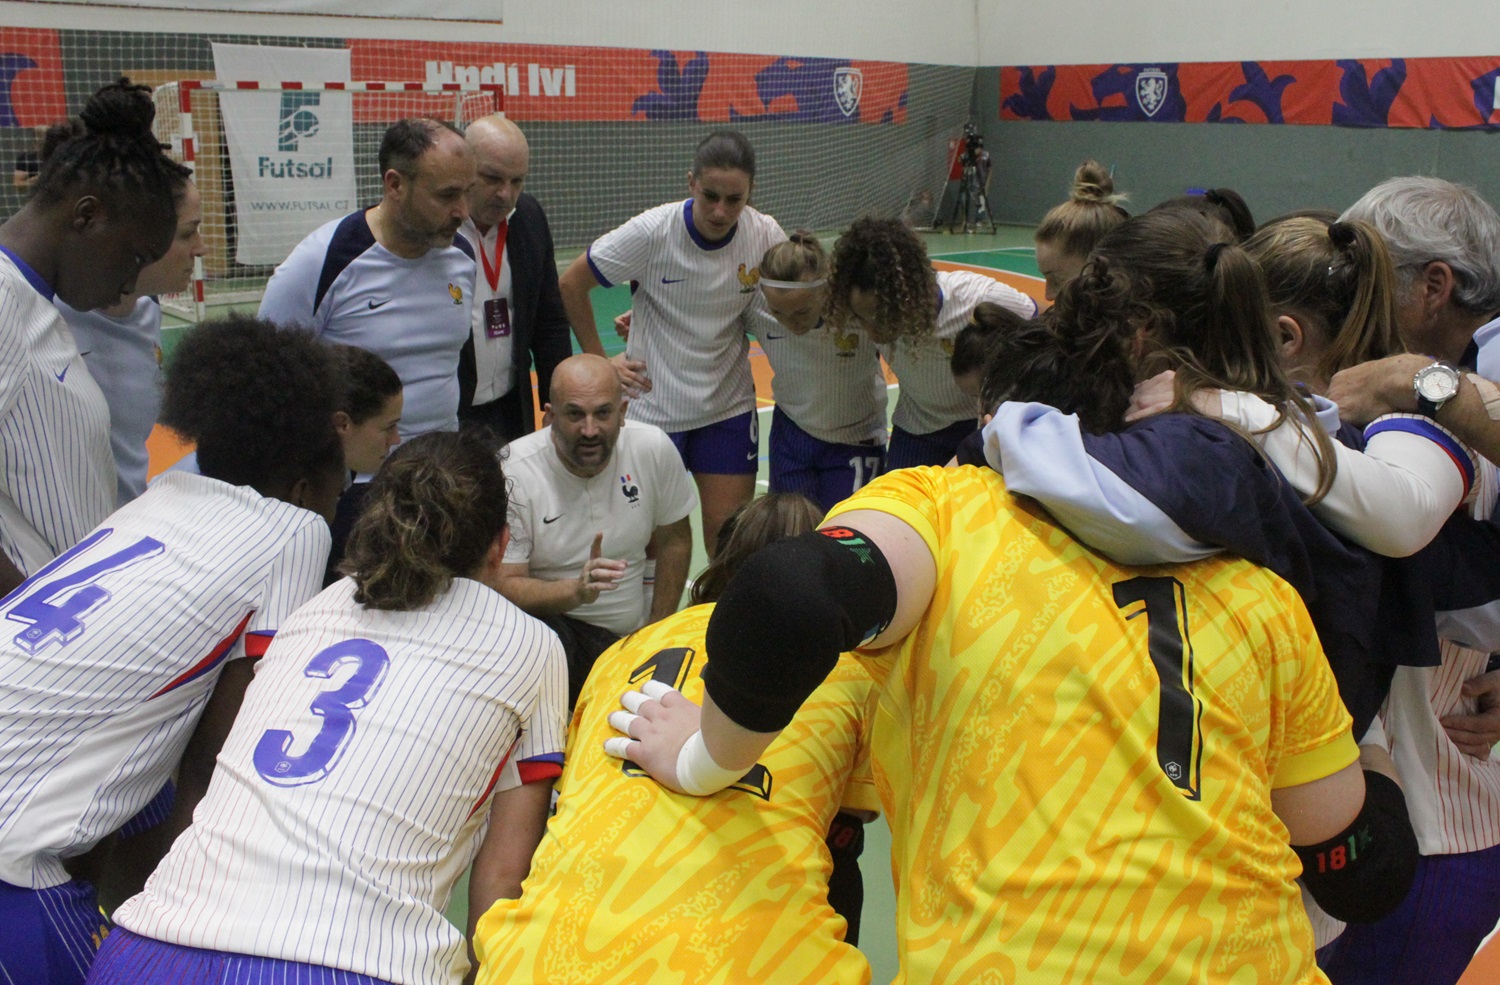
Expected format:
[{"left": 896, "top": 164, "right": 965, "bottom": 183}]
[{"left": 945, "top": 148, "right": 997, "bottom": 234}]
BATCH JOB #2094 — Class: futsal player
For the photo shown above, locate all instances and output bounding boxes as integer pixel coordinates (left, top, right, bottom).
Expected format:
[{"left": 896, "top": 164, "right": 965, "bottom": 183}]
[
  {"left": 91, "top": 430, "right": 566, "bottom": 985},
  {"left": 558, "top": 130, "right": 788, "bottom": 555},
  {"left": 0, "top": 78, "right": 189, "bottom": 593},
  {"left": 475, "top": 493, "right": 878, "bottom": 985},
  {"left": 0, "top": 315, "right": 347, "bottom": 985}
]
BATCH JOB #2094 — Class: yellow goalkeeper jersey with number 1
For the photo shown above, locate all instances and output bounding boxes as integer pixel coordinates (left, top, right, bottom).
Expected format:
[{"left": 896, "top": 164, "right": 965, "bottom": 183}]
[
  {"left": 474, "top": 604, "right": 879, "bottom": 985},
  {"left": 825, "top": 465, "right": 1358, "bottom": 985}
]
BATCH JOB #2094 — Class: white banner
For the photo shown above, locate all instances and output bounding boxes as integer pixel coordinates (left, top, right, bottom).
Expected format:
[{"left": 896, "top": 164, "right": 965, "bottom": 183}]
[
  {"left": 211, "top": 43, "right": 357, "bottom": 266},
  {"left": 33, "top": 0, "right": 500, "bottom": 21}
]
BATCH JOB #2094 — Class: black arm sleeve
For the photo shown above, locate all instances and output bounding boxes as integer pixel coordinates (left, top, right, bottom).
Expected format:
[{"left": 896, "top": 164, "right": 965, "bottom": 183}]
[
  {"left": 703, "top": 528, "right": 898, "bottom": 733},
  {"left": 1294, "top": 771, "right": 1419, "bottom": 924}
]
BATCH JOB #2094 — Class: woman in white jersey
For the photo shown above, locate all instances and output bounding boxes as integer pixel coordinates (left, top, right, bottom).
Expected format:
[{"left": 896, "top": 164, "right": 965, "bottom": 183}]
[
  {"left": 0, "top": 315, "right": 346, "bottom": 985},
  {"left": 93, "top": 429, "right": 568, "bottom": 985},
  {"left": 753, "top": 233, "right": 888, "bottom": 511},
  {"left": 824, "top": 217, "right": 1038, "bottom": 470},
  {"left": 58, "top": 173, "right": 205, "bottom": 507},
  {"left": 559, "top": 130, "right": 787, "bottom": 555},
  {"left": 0, "top": 78, "right": 188, "bottom": 593}
]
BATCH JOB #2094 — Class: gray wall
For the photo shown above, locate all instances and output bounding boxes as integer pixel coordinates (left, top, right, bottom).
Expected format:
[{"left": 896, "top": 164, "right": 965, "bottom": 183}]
[{"left": 972, "top": 66, "right": 1500, "bottom": 227}]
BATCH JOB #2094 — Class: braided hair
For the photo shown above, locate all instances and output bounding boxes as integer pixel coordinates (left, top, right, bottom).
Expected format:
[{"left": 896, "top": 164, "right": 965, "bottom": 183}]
[{"left": 33, "top": 78, "right": 189, "bottom": 224}]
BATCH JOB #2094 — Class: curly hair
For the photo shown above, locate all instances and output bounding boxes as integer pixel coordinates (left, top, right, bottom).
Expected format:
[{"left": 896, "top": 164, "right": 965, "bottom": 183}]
[
  {"left": 33, "top": 78, "right": 190, "bottom": 223},
  {"left": 825, "top": 217, "right": 938, "bottom": 339},
  {"left": 690, "top": 493, "right": 822, "bottom": 605},
  {"left": 342, "top": 431, "right": 509, "bottom": 611},
  {"left": 331, "top": 344, "right": 403, "bottom": 424},
  {"left": 1034, "top": 159, "right": 1130, "bottom": 258},
  {"left": 1245, "top": 216, "right": 1402, "bottom": 388},
  {"left": 159, "top": 314, "right": 345, "bottom": 495}
]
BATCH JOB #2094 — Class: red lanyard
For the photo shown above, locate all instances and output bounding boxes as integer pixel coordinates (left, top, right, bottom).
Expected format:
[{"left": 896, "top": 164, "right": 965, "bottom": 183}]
[{"left": 479, "top": 220, "right": 509, "bottom": 292}]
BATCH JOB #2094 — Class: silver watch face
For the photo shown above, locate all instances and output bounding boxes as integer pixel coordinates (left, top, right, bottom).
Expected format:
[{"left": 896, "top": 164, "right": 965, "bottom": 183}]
[{"left": 1416, "top": 363, "right": 1461, "bottom": 402}]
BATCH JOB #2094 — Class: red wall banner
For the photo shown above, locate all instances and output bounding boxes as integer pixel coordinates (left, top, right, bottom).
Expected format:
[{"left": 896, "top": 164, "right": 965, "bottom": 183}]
[
  {"left": 0, "top": 29, "right": 67, "bottom": 128},
  {"left": 349, "top": 40, "right": 908, "bottom": 124},
  {"left": 1001, "top": 57, "right": 1500, "bottom": 130}
]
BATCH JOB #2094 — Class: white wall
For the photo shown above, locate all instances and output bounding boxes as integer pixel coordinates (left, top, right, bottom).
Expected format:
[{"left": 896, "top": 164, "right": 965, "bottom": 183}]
[
  {"left": 0, "top": 0, "right": 981, "bottom": 64},
  {"left": 980, "top": 1, "right": 1500, "bottom": 66}
]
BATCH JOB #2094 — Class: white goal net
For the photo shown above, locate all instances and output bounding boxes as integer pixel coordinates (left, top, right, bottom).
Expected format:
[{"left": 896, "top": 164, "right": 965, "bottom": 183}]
[{"left": 151, "top": 81, "right": 502, "bottom": 320}]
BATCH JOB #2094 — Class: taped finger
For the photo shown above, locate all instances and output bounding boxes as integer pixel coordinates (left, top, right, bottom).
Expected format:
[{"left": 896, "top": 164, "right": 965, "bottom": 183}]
[
  {"left": 621, "top": 689, "right": 650, "bottom": 714},
  {"left": 641, "top": 679, "right": 677, "bottom": 701},
  {"left": 603, "top": 737, "right": 633, "bottom": 759},
  {"left": 608, "top": 710, "right": 642, "bottom": 737}
]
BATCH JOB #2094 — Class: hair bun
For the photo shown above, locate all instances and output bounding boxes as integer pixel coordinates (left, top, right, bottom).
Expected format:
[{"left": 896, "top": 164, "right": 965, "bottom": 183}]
[
  {"left": 1326, "top": 220, "right": 1358, "bottom": 250},
  {"left": 78, "top": 78, "right": 156, "bottom": 139},
  {"left": 788, "top": 229, "right": 819, "bottom": 248},
  {"left": 1071, "top": 159, "right": 1117, "bottom": 204},
  {"left": 1205, "top": 241, "right": 1230, "bottom": 272}
]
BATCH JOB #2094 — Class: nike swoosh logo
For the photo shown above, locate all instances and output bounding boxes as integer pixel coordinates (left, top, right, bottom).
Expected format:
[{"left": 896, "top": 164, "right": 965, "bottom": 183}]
[
  {"left": 54, "top": 365, "right": 69, "bottom": 382},
  {"left": 542, "top": 514, "right": 563, "bottom": 524},
  {"left": 764, "top": 334, "right": 785, "bottom": 341},
  {"left": 661, "top": 278, "right": 686, "bottom": 284},
  {"left": 368, "top": 299, "right": 391, "bottom": 310}
]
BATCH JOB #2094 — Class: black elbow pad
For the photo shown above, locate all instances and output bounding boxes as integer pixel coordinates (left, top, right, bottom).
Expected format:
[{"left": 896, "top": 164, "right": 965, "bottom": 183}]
[
  {"left": 1295, "top": 771, "right": 1419, "bottom": 924},
  {"left": 704, "top": 527, "right": 897, "bottom": 732}
]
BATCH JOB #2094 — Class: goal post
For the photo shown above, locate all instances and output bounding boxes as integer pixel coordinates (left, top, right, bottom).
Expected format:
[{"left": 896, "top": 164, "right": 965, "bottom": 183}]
[{"left": 152, "top": 80, "right": 503, "bottom": 322}]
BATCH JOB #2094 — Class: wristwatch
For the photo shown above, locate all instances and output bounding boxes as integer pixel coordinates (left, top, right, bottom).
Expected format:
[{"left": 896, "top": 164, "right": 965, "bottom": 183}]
[{"left": 1413, "top": 360, "right": 1462, "bottom": 417}]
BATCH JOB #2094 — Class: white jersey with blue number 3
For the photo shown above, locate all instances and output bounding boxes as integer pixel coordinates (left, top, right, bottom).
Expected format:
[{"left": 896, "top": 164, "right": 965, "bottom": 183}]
[
  {"left": 114, "top": 576, "right": 567, "bottom": 985},
  {"left": 0, "top": 471, "right": 331, "bottom": 890}
]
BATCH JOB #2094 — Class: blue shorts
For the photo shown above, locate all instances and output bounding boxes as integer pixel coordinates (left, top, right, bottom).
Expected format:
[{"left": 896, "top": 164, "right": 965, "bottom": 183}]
[
  {"left": 89, "top": 928, "right": 399, "bottom": 985},
  {"left": 668, "top": 410, "right": 759, "bottom": 476},
  {"left": 768, "top": 407, "right": 885, "bottom": 513},
  {"left": 1316, "top": 843, "right": 1500, "bottom": 985},
  {"left": 886, "top": 419, "right": 977, "bottom": 471},
  {"left": 0, "top": 878, "right": 107, "bottom": 985}
]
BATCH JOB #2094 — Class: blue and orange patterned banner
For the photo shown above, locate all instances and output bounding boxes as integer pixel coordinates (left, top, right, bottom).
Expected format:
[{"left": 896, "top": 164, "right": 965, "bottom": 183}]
[
  {"left": 1001, "top": 58, "right": 1500, "bottom": 129},
  {"left": 352, "top": 40, "right": 909, "bottom": 124}
]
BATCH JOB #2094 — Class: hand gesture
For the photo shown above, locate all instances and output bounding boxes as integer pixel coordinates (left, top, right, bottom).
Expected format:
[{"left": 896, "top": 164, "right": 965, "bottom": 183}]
[
  {"left": 602, "top": 679, "right": 704, "bottom": 794},
  {"left": 576, "top": 532, "right": 626, "bottom": 606}
]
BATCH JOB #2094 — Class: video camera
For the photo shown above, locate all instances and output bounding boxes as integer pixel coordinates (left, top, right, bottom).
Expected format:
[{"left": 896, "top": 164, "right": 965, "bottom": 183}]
[{"left": 960, "top": 122, "right": 985, "bottom": 166}]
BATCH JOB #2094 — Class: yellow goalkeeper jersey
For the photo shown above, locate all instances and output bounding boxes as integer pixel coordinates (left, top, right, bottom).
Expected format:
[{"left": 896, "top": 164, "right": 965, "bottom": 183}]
[
  {"left": 474, "top": 603, "right": 879, "bottom": 985},
  {"left": 825, "top": 465, "right": 1357, "bottom": 985}
]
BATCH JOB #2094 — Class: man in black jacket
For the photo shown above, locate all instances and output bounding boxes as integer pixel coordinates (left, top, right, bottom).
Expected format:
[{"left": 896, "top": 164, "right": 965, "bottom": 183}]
[{"left": 458, "top": 115, "right": 602, "bottom": 441}]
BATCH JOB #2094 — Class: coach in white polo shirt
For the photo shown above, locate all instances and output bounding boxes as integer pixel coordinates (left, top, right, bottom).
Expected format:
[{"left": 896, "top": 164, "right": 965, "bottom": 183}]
[
  {"left": 499, "top": 353, "right": 695, "bottom": 707},
  {"left": 258, "top": 117, "right": 477, "bottom": 441}
]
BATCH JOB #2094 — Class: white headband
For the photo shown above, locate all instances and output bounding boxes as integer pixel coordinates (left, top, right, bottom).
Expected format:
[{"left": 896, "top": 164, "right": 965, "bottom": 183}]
[{"left": 759, "top": 277, "right": 826, "bottom": 290}]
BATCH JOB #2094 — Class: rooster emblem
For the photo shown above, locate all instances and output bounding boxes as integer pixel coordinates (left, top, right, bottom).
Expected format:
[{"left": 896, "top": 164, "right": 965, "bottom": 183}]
[
  {"left": 737, "top": 264, "right": 760, "bottom": 293},
  {"left": 448, "top": 283, "right": 463, "bottom": 305},
  {"left": 832, "top": 326, "right": 859, "bottom": 357}
]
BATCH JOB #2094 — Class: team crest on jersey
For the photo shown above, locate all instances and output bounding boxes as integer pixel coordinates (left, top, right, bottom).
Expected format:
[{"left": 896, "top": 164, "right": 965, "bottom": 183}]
[
  {"left": 834, "top": 67, "right": 863, "bottom": 118},
  {"left": 940, "top": 337, "right": 955, "bottom": 357},
  {"left": 832, "top": 326, "right": 859, "bottom": 357},
  {"left": 448, "top": 283, "right": 464, "bottom": 305},
  {"left": 620, "top": 474, "right": 640, "bottom": 505},
  {"left": 737, "top": 264, "right": 760, "bottom": 293},
  {"left": 1136, "top": 67, "right": 1169, "bottom": 117}
]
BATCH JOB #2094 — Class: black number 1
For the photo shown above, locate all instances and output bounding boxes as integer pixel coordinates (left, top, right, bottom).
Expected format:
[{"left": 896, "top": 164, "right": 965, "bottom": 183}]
[
  {"left": 1113, "top": 576, "right": 1203, "bottom": 801},
  {"left": 620, "top": 647, "right": 773, "bottom": 800}
]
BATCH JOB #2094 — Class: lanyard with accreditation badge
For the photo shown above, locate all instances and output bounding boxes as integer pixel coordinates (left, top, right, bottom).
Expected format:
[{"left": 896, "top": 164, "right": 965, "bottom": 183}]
[{"left": 480, "top": 219, "right": 511, "bottom": 339}]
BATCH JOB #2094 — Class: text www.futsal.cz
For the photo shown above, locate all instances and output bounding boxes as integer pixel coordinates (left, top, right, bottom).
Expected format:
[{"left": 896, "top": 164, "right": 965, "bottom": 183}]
[{"left": 247, "top": 200, "right": 354, "bottom": 212}]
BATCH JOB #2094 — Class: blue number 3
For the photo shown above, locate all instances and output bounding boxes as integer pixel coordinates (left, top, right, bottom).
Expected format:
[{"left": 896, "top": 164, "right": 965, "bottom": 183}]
[{"left": 253, "top": 638, "right": 390, "bottom": 787}]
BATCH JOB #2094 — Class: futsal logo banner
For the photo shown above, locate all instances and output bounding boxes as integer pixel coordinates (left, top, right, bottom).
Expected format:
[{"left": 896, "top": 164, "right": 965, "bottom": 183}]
[{"left": 212, "top": 43, "right": 356, "bottom": 265}]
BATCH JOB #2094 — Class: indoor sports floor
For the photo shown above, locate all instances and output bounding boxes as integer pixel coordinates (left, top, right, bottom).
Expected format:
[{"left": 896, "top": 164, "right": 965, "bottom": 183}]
[{"left": 144, "top": 226, "right": 1500, "bottom": 984}]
